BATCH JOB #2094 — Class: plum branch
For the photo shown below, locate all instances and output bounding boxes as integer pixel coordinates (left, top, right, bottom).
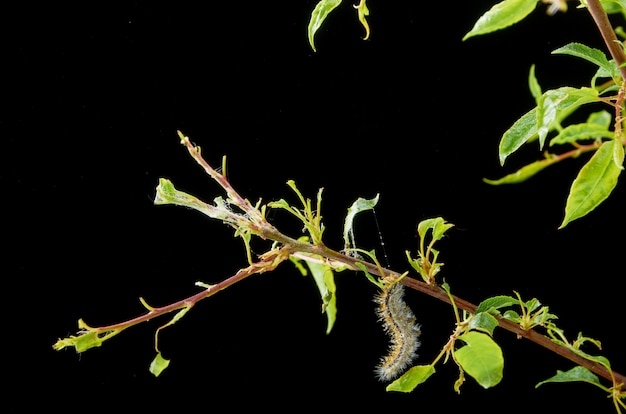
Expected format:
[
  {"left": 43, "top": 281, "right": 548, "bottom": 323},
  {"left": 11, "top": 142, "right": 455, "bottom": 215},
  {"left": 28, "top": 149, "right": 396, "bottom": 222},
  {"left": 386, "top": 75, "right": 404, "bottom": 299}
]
[{"left": 54, "top": 132, "right": 625, "bottom": 400}]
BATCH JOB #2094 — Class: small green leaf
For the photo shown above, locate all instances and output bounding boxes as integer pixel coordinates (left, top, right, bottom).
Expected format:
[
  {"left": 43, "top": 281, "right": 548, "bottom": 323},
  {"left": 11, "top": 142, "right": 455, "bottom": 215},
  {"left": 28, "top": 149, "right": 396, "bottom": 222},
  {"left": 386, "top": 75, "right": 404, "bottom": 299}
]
[
  {"left": 343, "top": 194, "right": 379, "bottom": 252},
  {"left": 386, "top": 364, "right": 436, "bottom": 393},
  {"left": 149, "top": 352, "right": 171, "bottom": 377},
  {"left": 308, "top": 0, "right": 343, "bottom": 52},
  {"left": 528, "top": 64, "right": 542, "bottom": 100},
  {"left": 536, "top": 87, "right": 599, "bottom": 149},
  {"left": 417, "top": 217, "right": 454, "bottom": 243},
  {"left": 463, "top": 0, "right": 538, "bottom": 41},
  {"left": 560, "top": 139, "right": 624, "bottom": 228},
  {"left": 304, "top": 258, "right": 337, "bottom": 334},
  {"left": 475, "top": 295, "right": 519, "bottom": 314},
  {"left": 586, "top": 110, "right": 612, "bottom": 129},
  {"left": 468, "top": 312, "right": 499, "bottom": 336},
  {"left": 455, "top": 331, "right": 504, "bottom": 389},
  {"left": 503, "top": 309, "right": 521, "bottom": 323},
  {"left": 536, "top": 366, "right": 602, "bottom": 388},
  {"left": 524, "top": 297, "right": 541, "bottom": 313},
  {"left": 483, "top": 157, "right": 559, "bottom": 185}
]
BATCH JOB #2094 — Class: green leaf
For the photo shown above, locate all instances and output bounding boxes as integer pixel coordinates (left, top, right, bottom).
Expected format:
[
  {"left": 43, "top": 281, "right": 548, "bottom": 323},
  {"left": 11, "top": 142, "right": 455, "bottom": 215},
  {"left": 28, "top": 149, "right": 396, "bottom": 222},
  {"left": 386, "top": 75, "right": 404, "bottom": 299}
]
[
  {"left": 386, "top": 364, "right": 436, "bottom": 392},
  {"left": 455, "top": 331, "right": 504, "bottom": 389},
  {"left": 483, "top": 157, "right": 560, "bottom": 185},
  {"left": 549, "top": 123, "right": 614, "bottom": 146},
  {"left": 586, "top": 110, "right": 612, "bottom": 129},
  {"left": 550, "top": 110, "right": 613, "bottom": 146},
  {"left": 498, "top": 107, "right": 539, "bottom": 165},
  {"left": 552, "top": 43, "right": 619, "bottom": 80},
  {"left": 468, "top": 312, "right": 499, "bottom": 336},
  {"left": 343, "top": 194, "right": 379, "bottom": 252},
  {"left": 528, "top": 64, "right": 542, "bottom": 100},
  {"left": 417, "top": 217, "right": 454, "bottom": 243},
  {"left": 524, "top": 297, "right": 541, "bottom": 313},
  {"left": 503, "top": 309, "right": 521, "bottom": 323},
  {"left": 463, "top": 0, "right": 538, "bottom": 41},
  {"left": 536, "top": 87, "right": 599, "bottom": 149},
  {"left": 536, "top": 366, "right": 602, "bottom": 388},
  {"left": 304, "top": 258, "right": 337, "bottom": 334},
  {"left": 149, "top": 352, "right": 171, "bottom": 377},
  {"left": 475, "top": 295, "right": 519, "bottom": 314},
  {"left": 560, "top": 139, "right": 624, "bottom": 228},
  {"left": 308, "top": 0, "right": 342, "bottom": 52}
]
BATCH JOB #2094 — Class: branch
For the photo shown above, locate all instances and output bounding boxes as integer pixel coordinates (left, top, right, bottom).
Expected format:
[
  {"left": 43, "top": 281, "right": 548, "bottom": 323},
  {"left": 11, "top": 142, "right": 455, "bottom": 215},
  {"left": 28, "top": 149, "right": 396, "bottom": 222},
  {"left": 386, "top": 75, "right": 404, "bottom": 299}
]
[
  {"left": 237, "top": 220, "right": 626, "bottom": 390},
  {"left": 586, "top": 0, "right": 626, "bottom": 81},
  {"left": 55, "top": 133, "right": 625, "bottom": 394}
]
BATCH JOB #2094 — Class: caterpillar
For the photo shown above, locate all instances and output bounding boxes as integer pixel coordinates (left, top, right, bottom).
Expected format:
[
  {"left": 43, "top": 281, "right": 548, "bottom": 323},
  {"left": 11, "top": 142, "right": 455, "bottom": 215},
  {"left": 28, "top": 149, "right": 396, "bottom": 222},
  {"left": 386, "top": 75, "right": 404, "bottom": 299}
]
[{"left": 374, "top": 282, "right": 421, "bottom": 382}]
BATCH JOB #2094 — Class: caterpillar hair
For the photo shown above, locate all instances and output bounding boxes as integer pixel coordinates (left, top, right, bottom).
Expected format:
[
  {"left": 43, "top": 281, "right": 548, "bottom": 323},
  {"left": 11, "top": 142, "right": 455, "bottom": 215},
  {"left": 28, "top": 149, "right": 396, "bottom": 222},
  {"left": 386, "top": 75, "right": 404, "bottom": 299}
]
[{"left": 374, "top": 282, "right": 421, "bottom": 382}]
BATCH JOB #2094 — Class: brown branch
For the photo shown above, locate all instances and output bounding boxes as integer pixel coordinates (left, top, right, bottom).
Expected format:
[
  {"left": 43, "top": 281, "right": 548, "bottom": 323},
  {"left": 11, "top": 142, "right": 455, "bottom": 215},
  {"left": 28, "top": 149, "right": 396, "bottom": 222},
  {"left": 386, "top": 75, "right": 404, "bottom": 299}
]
[
  {"left": 61, "top": 134, "right": 625, "bottom": 394},
  {"left": 82, "top": 248, "right": 291, "bottom": 333},
  {"left": 586, "top": 0, "right": 626, "bottom": 81}
]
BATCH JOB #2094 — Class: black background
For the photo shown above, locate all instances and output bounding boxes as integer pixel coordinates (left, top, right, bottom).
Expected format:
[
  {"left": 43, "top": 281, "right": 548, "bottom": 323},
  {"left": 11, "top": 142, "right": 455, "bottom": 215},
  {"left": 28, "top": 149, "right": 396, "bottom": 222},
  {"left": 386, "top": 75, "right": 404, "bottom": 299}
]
[{"left": 5, "top": 1, "right": 625, "bottom": 412}]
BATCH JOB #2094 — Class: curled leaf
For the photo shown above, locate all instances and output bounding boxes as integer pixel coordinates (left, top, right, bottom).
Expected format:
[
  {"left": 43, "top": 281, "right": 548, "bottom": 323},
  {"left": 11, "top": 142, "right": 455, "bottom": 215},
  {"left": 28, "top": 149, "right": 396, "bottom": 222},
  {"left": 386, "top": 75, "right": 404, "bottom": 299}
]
[
  {"left": 149, "top": 352, "right": 171, "bottom": 377},
  {"left": 308, "top": 0, "right": 342, "bottom": 52},
  {"left": 353, "top": 0, "right": 370, "bottom": 40},
  {"left": 343, "top": 194, "right": 379, "bottom": 253}
]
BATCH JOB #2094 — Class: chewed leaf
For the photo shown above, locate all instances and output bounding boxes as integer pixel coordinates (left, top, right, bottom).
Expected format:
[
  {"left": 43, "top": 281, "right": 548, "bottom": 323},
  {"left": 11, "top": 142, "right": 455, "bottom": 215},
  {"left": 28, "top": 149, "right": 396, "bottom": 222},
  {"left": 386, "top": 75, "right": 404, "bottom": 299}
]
[
  {"left": 149, "top": 352, "right": 171, "bottom": 377},
  {"left": 536, "top": 366, "right": 602, "bottom": 388},
  {"left": 52, "top": 319, "right": 121, "bottom": 352},
  {"left": 386, "top": 364, "right": 436, "bottom": 393},
  {"left": 308, "top": 0, "right": 342, "bottom": 52},
  {"left": 560, "top": 139, "right": 624, "bottom": 228},
  {"left": 463, "top": 0, "right": 538, "bottom": 41},
  {"left": 343, "top": 194, "right": 379, "bottom": 252},
  {"left": 455, "top": 331, "right": 504, "bottom": 389}
]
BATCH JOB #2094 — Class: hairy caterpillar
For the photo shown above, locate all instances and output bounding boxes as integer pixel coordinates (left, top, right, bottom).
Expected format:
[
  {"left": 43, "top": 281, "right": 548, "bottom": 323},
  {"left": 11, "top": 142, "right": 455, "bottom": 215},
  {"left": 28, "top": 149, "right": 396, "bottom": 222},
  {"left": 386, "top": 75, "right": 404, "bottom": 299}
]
[{"left": 374, "top": 283, "right": 421, "bottom": 382}]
